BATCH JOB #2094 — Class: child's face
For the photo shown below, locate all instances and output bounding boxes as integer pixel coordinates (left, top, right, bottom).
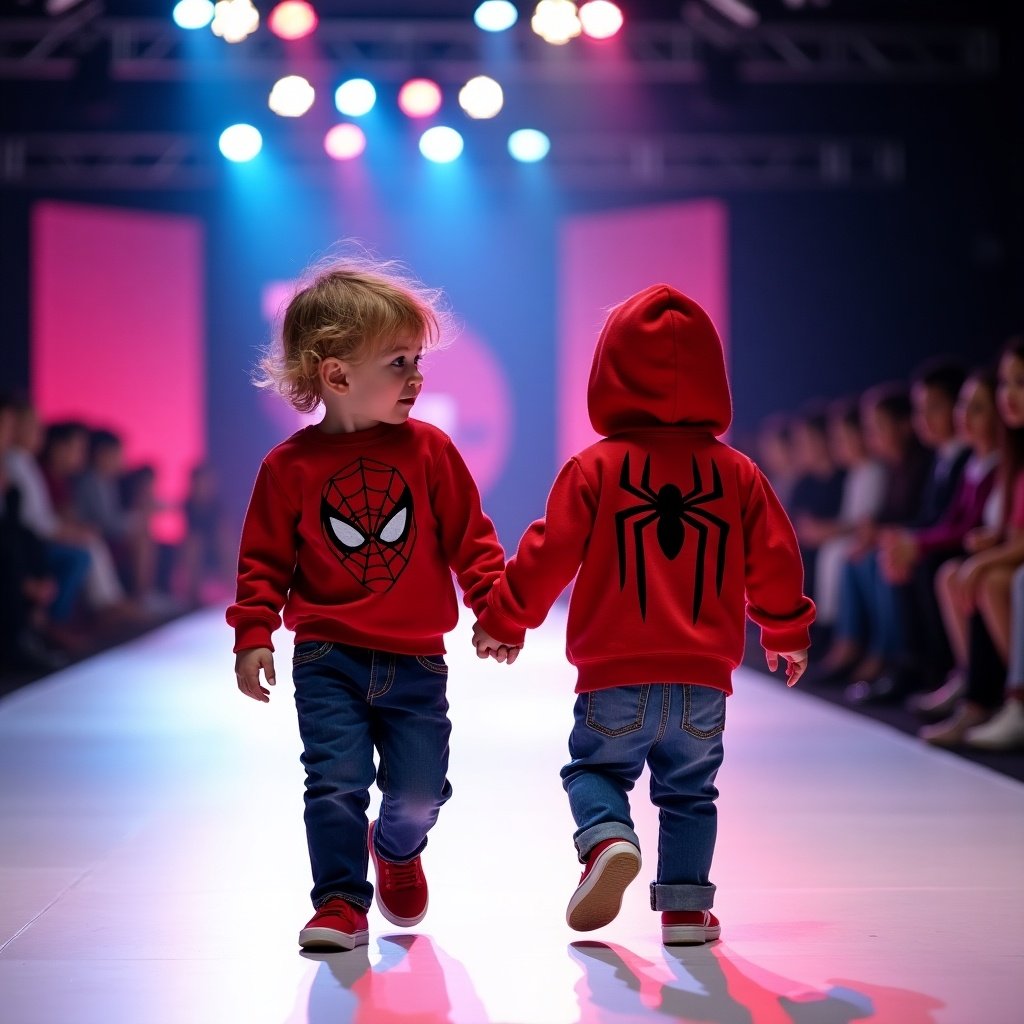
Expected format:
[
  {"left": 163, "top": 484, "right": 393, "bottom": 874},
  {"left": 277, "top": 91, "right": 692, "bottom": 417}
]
[
  {"left": 324, "top": 336, "right": 425, "bottom": 431},
  {"left": 911, "top": 382, "right": 956, "bottom": 448},
  {"left": 997, "top": 353, "right": 1024, "bottom": 430},
  {"left": 955, "top": 378, "right": 997, "bottom": 452}
]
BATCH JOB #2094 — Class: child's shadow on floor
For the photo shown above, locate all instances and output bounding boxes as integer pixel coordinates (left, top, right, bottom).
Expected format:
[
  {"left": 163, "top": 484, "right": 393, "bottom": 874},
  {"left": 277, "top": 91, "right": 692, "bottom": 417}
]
[
  {"left": 569, "top": 940, "right": 943, "bottom": 1024},
  {"left": 300, "top": 933, "right": 487, "bottom": 1024}
]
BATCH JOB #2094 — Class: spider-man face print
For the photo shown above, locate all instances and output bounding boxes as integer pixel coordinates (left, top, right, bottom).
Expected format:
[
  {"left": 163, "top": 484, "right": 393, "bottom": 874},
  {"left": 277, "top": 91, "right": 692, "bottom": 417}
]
[
  {"left": 614, "top": 452, "right": 729, "bottom": 623},
  {"left": 320, "top": 458, "right": 416, "bottom": 592}
]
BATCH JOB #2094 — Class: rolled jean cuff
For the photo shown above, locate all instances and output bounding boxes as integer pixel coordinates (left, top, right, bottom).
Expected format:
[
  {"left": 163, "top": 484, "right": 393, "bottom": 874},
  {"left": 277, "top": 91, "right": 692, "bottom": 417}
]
[
  {"left": 315, "top": 890, "right": 371, "bottom": 911},
  {"left": 575, "top": 822, "right": 640, "bottom": 863},
  {"left": 649, "top": 882, "right": 716, "bottom": 911}
]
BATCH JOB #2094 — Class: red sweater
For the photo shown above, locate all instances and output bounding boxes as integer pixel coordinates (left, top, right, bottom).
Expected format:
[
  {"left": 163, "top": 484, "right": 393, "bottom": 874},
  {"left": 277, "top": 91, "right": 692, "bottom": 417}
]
[
  {"left": 476, "top": 284, "right": 815, "bottom": 694},
  {"left": 227, "top": 420, "right": 516, "bottom": 655}
]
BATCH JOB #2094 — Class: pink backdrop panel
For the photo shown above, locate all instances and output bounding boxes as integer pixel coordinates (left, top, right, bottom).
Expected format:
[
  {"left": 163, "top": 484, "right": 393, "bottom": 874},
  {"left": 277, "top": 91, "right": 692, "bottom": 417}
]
[
  {"left": 558, "top": 200, "right": 729, "bottom": 462},
  {"left": 32, "top": 201, "right": 205, "bottom": 541}
]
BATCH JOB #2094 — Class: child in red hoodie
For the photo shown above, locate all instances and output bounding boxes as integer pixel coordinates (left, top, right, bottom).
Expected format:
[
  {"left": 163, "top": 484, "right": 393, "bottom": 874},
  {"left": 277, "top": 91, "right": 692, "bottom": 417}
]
[
  {"left": 474, "top": 284, "right": 814, "bottom": 946},
  {"left": 227, "top": 261, "right": 521, "bottom": 952}
]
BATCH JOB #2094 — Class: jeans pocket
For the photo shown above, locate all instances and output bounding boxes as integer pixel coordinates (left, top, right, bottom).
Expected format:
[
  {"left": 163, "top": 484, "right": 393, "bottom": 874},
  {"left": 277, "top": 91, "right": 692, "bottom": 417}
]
[
  {"left": 585, "top": 685, "right": 651, "bottom": 737},
  {"left": 681, "top": 685, "right": 726, "bottom": 739},
  {"left": 415, "top": 655, "right": 448, "bottom": 676},
  {"left": 292, "top": 641, "right": 333, "bottom": 667}
]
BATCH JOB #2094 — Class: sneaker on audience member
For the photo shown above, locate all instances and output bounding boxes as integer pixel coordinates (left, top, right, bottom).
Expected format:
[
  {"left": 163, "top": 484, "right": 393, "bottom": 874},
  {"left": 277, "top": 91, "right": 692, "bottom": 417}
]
[
  {"left": 662, "top": 910, "right": 721, "bottom": 945},
  {"left": 918, "top": 702, "right": 990, "bottom": 747},
  {"left": 906, "top": 671, "right": 966, "bottom": 720},
  {"left": 368, "top": 820, "right": 429, "bottom": 927},
  {"left": 566, "top": 839, "right": 642, "bottom": 932},
  {"left": 964, "top": 699, "right": 1024, "bottom": 750},
  {"left": 299, "top": 898, "right": 369, "bottom": 950}
]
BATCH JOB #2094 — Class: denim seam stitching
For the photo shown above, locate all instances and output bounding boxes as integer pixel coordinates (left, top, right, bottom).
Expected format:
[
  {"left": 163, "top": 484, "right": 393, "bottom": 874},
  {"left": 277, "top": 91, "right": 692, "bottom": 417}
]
[
  {"left": 681, "top": 685, "right": 726, "bottom": 739},
  {"left": 585, "top": 684, "right": 650, "bottom": 737},
  {"left": 371, "top": 655, "right": 397, "bottom": 701},
  {"left": 292, "top": 641, "right": 333, "bottom": 666},
  {"left": 415, "top": 655, "right": 448, "bottom": 675}
]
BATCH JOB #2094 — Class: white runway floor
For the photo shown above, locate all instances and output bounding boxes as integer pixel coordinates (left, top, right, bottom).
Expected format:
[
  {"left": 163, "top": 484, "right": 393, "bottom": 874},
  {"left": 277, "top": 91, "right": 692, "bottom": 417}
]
[{"left": 1, "top": 606, "right": 1022, "bottom": 1024}]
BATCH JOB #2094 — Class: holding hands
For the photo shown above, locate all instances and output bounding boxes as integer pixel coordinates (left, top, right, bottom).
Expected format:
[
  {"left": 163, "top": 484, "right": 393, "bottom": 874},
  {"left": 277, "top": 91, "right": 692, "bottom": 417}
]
[{"left": 472, "top": 622, "right": 522, "bottom": 665}]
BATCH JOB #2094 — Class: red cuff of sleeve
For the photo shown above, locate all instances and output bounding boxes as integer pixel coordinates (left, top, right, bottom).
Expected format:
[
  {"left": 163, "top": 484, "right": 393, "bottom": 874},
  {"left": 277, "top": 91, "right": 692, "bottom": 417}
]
[
  {"left": 761, "top": 625, "right": 812, "bottom": 654},
  {"left": 477, "top": 606, "right": 526, "bottom": 647},
  {"left": 233, "top": 625, "right": 276, "bottom": 654}
]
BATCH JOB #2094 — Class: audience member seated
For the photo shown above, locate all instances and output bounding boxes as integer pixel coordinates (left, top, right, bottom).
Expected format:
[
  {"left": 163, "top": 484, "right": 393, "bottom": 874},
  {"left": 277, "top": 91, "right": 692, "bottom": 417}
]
[{"left": 176, "top": 462, "right": 235, "bottom": 607}]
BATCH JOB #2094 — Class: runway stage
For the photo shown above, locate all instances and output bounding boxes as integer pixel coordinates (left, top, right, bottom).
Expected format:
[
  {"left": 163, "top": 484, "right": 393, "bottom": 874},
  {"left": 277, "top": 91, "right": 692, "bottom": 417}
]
[{"left": 1, "top": 606, "right": 1021, "bottom": 1024}]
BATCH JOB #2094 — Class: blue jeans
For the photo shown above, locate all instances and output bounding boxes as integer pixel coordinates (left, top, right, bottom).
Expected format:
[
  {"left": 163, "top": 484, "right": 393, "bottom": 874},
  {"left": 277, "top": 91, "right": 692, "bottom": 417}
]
[
  {"left": 835, "top": 549, "right": 904, "bottom": 659},
  {"left": 291, "top": 640, "right": 453, "bottom": 909},
  {"left": 561, "top": 683, "right": 726, "bottom": 912}
]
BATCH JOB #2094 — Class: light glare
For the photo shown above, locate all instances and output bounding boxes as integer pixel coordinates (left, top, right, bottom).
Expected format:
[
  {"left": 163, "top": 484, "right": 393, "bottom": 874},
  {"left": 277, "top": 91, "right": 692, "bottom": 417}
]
[
  {"left": 531, "top": 0, "right": 581, "bottom": 45},
  {"left": 579, "top": 1, "right": 623, "bottom": 39},
  {"left": 474, "top": 1, "right": 518, "bottom": 32},
  {"left": 458, "top": 76, "right": 504, "bottom": 120},
  {"left": 398, "top": 79, "right": 443, "bottom": 119},
  {"left": 268, "top": 1, "right": 318, "bottom": 41},
  {"left": 268, "top": 75, "right": 315, "bottom": 117},
  {"left": 334, "top": 78, "right": 377, "bottom": 117},
  {"left": 419, "top": 126, "right": 464, "bottom": 163},
  {"left": 211, "top": 0, "right": 259, "bottom": 44},
  {"left": 219, "top": 123, "right": 262, "bottom": 162},
  {"left": 508, "top": 128, "right": 551, "bottom": 162},
  {"left": 173, "top": 0, "right": 214, "bottom": 30},
  {"left": 324, "top": 124, "right": 367, "bottom": 161}
]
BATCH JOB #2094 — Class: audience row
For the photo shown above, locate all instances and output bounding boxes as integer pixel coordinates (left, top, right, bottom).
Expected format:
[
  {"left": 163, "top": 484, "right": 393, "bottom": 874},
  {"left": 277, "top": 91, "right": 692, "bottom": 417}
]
[
  {"left": 0, "top": 397, "right": 235, "bottom": 675},
  {"left": 753, "top": 338, "right": 1024, "bottom": 752}
]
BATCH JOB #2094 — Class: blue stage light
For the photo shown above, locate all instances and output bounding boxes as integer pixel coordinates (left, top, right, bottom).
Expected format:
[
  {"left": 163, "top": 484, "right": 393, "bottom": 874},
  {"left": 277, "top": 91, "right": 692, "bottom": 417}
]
[
  {"left": 419, "top": 127, "right": 465, "bottom": 164},
  {"left": 508, "top": 129, "right": 551, "bottom": 162},
  {"left": 219, "top": 124, "right": 263, "bottom": 162}
]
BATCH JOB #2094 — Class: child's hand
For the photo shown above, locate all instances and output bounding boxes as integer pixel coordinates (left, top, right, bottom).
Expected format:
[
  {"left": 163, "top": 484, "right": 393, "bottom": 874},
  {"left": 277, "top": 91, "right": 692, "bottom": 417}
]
[
  {"left": 472, "top": 622, "right": 521, "bottom": 665},
  {"left": 235, "top": 647, "right": 276, "bottom": 702},
  {"left": 766, "top": 649, "right": 808, "bottom": 687}
]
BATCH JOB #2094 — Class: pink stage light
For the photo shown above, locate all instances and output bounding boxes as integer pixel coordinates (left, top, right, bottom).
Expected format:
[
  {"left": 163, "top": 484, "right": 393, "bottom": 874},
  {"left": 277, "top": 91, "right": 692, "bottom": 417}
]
[
  {"left": 579, "top": 1, "right": 623, "bottom": 39},
  {"left": 268, "top": 1, "right": 318, "bottom": 41},
  {"left": 398, "top": 78, "right": 443, "bottom": 118},
  {"left": 324, "top": 123, "right": 366, "bottom": 160}
]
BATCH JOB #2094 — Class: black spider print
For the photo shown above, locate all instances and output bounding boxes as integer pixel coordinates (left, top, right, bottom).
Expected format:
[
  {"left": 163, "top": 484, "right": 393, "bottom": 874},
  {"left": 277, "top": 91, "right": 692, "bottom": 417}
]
[{"left": 615, "top": 452, "right": 729, "bottom": 622}]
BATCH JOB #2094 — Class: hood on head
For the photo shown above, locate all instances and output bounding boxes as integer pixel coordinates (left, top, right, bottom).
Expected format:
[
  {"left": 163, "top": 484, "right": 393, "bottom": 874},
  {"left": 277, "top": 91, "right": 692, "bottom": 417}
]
[{"left": 587, "top": 284, "right": 732, "bottom": 438}]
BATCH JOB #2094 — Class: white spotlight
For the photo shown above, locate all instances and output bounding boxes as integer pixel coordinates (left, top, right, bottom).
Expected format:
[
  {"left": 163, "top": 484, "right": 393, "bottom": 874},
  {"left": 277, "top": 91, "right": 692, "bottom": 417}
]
[
  {"left": 458, "top": 76, "right": 504, "bottom": 120},
  {"left": 419, "top": 126, "right": 465, "bottom": 164},
  {"left": 474, "top": 1, "right": 518, "bottom": 32},
  {"left": 211, "top": 0, "right": 259, "bottom": 44},
  {"left": 531, "top": 1, "right": 581, "bottom": 45},
  {"left": 219, "top": 123, "right": 262, "bottom": 162},
  {"left": 269, "top": 75, "right": 315, "bottom": 117}
]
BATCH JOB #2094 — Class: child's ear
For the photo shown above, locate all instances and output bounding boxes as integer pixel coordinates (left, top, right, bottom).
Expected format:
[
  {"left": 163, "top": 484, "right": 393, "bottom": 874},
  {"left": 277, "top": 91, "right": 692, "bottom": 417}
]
[{"left": 321, "top": 358, "right": 350, "bottom": 394}]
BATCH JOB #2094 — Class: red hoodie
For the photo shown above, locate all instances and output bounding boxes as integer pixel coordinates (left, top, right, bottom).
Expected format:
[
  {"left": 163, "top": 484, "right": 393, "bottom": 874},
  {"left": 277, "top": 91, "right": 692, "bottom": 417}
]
[
  {"left": 477, "top": 284, "right": 815, "bottom": 694},
  {"left": 226, "top": 420, "right": 517, "bottom": 655}
]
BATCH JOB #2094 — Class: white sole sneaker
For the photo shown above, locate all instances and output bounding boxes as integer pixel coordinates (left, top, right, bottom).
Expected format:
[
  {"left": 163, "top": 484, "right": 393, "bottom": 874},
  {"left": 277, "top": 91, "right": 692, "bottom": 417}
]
[
  {"left": 566, "top": 841, "right": 642, "bottom": 932},
  {"left": 662, "top": 912, "right": 721, "bottom": 946},
  {"left": 298, "top": 926, "right": 369, "bottom": 951}
]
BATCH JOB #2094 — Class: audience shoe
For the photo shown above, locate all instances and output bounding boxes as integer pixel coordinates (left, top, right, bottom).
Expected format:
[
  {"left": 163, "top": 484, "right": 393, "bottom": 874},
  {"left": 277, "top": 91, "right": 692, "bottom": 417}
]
[
  {"left": 368, "top": 820, "right": 429, "bottom": 927},
  {"left": 844, "top": 672, "right": 906, "bottom": 706},
  {"left": 566, "top": 839, "right": 642, "bottom": 931},
  {"left": 964, "top": 700, "right": 1024, "bottom": 750},
  {"left": 662, "top": 910, "right": 721, "bottom": 946},
  {"left": 299, "top": 898, "right": 369, "bottom": 950},
  {"left": 905, "top": 672, "right": 966, "bottom": 721},
  {"left": 918, "top": 703, "right": 990, "bottom": 747}
]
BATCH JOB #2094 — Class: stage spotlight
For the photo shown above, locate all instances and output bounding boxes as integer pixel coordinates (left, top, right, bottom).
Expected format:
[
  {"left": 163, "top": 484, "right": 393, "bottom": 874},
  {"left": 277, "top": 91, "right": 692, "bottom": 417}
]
[
  {"left": 268, "top": 1, "right": 318, "bottom": 41},
  {"left": 211, "top": 0, "right": 259, "bottom": 44},
  {"left": 335, "top": 78, "right": 377, "bottom": 117},
  {"left": 579, "top": 1, "right": 622, "bottom": 39},
  {"left": 324, "top": 124, "right": 366, "bottom": 161},
  {"left": 458, "top": 76, "right": 503, "bottom": 120},
  {"left": 399, "top": 79, "right": 443, "bottom": 119},
  {"left": 173, "top": 0, "right": 214, "bottom": 30},
  {"left": 508, "top": 128, "right": 550, "bottom": 162},
  {"left": 419, "top": 126, "right": 464, "bottom": 164},
  {"left": 219, "top": 123, "right": 262, "bottom": 162},
  {"left": 474, "top": 1, "right": 518, "bottom": 32},
  {"left": 531, "top": 1, "right": 581, "bottom": 45},
  {"left": 269, "top": 75, "right": 315, "bottom": 117}
]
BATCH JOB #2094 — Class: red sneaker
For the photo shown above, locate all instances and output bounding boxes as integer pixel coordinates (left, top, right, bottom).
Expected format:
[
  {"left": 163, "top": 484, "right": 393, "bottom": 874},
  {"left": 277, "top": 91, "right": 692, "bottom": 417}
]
[
  {"left": 566, "top": 839, "right": 642, "bottom": 932},
  {"left": 368, "top": 820, "right": 429, "bottom": 927},
  {"left": 661, "top": 910, "right": 721, "bottom": 945},
  {"left": 298, "top": 898, "right": 369, "bottom": 950}
]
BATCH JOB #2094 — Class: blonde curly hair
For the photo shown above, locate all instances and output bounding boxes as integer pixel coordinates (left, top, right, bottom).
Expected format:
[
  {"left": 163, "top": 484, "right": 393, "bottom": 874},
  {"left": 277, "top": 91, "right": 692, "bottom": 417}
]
[{"left": 257, "top": 257, "right": 446, "bottom": 414}]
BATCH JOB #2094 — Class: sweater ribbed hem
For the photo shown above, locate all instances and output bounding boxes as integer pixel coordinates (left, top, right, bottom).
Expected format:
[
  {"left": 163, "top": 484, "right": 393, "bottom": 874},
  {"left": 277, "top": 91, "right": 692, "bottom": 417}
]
[{"left": 573, "top": 653, "right": 735, "bottom": 694}]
